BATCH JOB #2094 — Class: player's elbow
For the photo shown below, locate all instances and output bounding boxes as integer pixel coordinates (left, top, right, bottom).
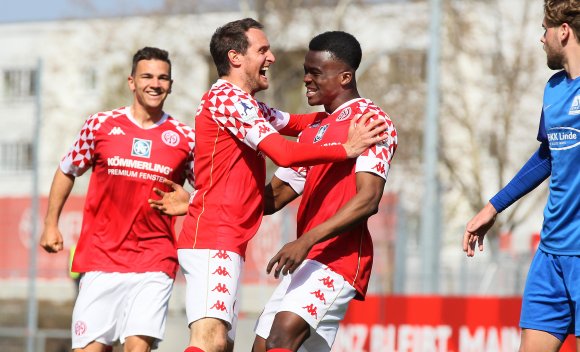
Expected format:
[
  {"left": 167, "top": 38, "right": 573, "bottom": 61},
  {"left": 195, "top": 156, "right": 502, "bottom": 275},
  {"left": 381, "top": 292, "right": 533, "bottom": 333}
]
[
  {"left": 360, "top": 195, "right": 381, "bottom": 217},
  {"left": 268, "top": 153, "right": 294, "bottom": 168},
  {"left": 365, "top": 203, "right": 380, "bottom": 217}
]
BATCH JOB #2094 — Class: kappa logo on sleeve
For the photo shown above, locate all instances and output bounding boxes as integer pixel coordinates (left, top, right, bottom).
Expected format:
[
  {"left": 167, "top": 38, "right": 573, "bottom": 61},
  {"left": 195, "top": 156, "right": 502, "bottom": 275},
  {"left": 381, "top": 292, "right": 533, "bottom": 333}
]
[
  {"left": 372, "top": 161, "right": 387, "bottom": 175},
  {"left": 131, "top": 138, "right": 152, "bottom": 158},
  {"left": 234, "top": 100, "right": 259, "bottom": 124}
]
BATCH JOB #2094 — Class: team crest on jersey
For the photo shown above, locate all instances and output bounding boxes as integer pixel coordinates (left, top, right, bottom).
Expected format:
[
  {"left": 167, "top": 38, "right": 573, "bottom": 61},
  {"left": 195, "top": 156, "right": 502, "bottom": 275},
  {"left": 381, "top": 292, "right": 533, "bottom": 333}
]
[
  {"left": 234, "top": 99, "right": 259, "bottom": 124},
  {"left": 161, "top": 130, "right": 180, "bottom": 147},
  {"left": 313, "top": 124, "right": 329, "bottom": 143},
  {"left": 131, "top": 138, "right": 152, "bottom": 158},
  {"left": 569, "top": 95, "right": 580, "bottom": 115},
  {"left": 336, "top": 107, "right": 352, "bottom": 122}
]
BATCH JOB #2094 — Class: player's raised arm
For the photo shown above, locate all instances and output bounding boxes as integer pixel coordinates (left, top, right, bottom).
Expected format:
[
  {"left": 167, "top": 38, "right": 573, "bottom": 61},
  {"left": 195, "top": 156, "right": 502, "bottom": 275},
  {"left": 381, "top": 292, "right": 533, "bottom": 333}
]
[{"left": 258, "top": 111, "right": 386, "bottom": 167}]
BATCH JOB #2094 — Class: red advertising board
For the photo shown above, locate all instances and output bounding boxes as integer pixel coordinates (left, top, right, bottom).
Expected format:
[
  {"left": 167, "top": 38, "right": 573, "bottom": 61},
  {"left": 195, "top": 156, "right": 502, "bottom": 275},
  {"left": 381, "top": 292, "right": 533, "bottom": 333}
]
[
  {"left": 334, "top": 295, "right": 575, "bottom": 352},
  {"left": 0, "top": 196, "right": 85, "bottom": 279},
  {"left": 0, "top": 195, "right": 185, "bottom": 280}
]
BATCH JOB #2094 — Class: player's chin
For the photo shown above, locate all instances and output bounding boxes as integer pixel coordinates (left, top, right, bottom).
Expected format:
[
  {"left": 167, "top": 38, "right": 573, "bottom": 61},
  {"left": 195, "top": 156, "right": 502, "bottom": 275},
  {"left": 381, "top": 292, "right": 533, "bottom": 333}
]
[
  {"left": 306, "top": 95, "right": 321, "bottom": 107},
  {"left": 259, "top": 76, "right": 269, "bottom": 87}
]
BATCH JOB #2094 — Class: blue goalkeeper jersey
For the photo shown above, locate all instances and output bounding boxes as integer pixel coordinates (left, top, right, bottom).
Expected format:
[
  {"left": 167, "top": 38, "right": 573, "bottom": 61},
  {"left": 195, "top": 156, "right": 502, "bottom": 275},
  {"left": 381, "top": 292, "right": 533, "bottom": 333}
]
[{"left": 537, "top": 70, "right": 580, "bottom": 255}]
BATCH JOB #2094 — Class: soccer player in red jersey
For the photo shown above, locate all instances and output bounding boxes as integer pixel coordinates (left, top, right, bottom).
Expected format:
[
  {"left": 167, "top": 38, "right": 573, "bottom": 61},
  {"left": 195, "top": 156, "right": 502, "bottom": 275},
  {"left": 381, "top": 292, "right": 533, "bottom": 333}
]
[
  {"left": 39, "top": 47, "right": 195, "bottom": 352},
  {"left": 252, "top": 31, "right": 397, "bottom": 352},
  {"left": 174, "top": 18, "right": 386, "bottom": 352}
]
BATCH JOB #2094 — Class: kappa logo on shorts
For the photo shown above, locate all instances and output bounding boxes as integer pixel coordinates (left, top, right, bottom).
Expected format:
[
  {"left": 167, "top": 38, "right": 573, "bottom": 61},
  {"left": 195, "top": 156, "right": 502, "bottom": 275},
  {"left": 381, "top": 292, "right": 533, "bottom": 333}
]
[
  {"left": 131, "top": 138, "right": 152, "bottom": 158},
  {"left": 302, "top": 304, "right": 318, "bottom": 319},
  {"left": 74, "top": 321, "right": 87, "bottom": 336},
  {"left": 319, "top": 276, "right": 335, "bottom": 291},
  {"left": 310, "top": 289, "right": 327, "bottom": 304},
  {"left": 212, "top": 266, "right": 232, "bottom": 277},
  {"left": 212, "top": 250, "right": 232, "bottom": 261},
  {"left": 210, "top": 300, "right": 229, "bottom": 312},
  {"left": 212, "top": 283, "right": 231, "bottom": 295},
  {"left": 161, "top": 130, "right": 180, "bottom": 147}
]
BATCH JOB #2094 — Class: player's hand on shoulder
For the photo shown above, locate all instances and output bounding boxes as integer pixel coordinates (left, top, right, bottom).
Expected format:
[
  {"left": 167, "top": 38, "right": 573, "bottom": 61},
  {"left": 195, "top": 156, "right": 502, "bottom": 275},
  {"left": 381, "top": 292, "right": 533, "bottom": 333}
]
[
  {"left": 148, "top": 178, "right": 190, "bottom": 216},
  {"left": 344, "top": 111, "right": 388, "bottom": 158}
]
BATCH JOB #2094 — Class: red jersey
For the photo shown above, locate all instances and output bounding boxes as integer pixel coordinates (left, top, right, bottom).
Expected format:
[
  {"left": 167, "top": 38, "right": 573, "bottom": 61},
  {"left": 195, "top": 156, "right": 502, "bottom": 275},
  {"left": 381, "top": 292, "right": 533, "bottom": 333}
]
[
  {"left": 276, "top": 98, "right": 397, "bottom": 299},
  {"left": 61, "top": 107, "right": 195, "bottom": 278},
  {"left": 178, "top": 80, "right": 314, "bottom": 256}
]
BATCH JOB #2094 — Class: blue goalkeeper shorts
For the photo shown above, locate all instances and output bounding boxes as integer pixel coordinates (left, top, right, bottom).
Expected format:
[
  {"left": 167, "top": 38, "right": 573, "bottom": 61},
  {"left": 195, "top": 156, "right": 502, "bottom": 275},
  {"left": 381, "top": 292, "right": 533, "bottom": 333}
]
[{"left": 520, "top": 248, "right": 580, "bottom": 340}]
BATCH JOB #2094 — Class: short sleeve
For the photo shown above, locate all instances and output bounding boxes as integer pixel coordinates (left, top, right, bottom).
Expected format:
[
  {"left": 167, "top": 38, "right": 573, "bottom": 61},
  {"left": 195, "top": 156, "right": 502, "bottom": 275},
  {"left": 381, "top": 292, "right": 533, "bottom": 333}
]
[
  {"left": 257, "top": 101, "right": 291, "bottom": 131},
  {"left": 274, "top": 166, "right": 308, "bottom": 195},
  {"left": 178, "top": 124, "right": 196, "bottom": 187},
  {"left": 355, "top": 111, "right": 397, "bottom": 180},
  {"left": 60, "top": 113, "right": 107, "bottom": 177},
  {"left": 207, "top": 86, "right": 277, "bottom": 150}
]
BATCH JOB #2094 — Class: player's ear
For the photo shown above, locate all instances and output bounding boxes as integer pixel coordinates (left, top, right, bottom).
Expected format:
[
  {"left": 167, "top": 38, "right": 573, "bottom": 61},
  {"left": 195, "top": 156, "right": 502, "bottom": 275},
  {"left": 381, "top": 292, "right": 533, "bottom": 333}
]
[
  {"left": 560, "top": 22, "right": 574, "bottom": 44},
  {"left": 340, "top": 71, "right": 353, "bottom": 86},
  {"left": 127, "top": 75, "right": 136, "bottom": 92},
  {"left": 228, "top": 50, "right": 242, "bottom": 68}
]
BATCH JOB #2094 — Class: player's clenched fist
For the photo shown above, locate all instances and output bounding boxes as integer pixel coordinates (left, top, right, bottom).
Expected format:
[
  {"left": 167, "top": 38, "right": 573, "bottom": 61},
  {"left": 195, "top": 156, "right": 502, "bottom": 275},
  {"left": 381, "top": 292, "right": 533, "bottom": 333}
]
[{"left": 40, "top": 226, "right": 64, "bottom": 253}]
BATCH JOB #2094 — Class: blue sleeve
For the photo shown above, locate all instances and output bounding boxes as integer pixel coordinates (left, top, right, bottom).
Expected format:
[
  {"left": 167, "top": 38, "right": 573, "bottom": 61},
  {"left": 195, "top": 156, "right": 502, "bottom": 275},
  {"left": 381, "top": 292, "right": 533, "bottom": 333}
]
[
  {"left": 536, "top": 110, "right": 547, "bottom": 143},
  {"left": 489, "top": 142, "right": 551, "bottom": 213}
]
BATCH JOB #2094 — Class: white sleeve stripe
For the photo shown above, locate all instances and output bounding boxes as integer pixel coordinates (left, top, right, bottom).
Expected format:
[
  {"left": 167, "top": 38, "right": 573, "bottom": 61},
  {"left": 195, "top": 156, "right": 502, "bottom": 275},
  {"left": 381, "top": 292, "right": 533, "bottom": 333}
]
[
  {"left": 355, "top": 156, "right": 389, "bottom": 180},
  {"left": 268, "top": 110, "right": 291, "bottom": 131},
  {"left": 59, "top": 159, "right": 85, "bottom": 177},
  {"left": 274, "top": 167, "right": 305, "bottom": 195},
  {"left": 244, "top": 121, "right": 277, "bottom": 150}
]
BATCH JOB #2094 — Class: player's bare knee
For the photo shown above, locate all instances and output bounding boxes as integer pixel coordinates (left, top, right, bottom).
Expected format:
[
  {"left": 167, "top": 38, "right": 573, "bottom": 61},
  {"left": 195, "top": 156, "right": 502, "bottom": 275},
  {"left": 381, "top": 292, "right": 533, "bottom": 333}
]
[
  {"left": 266, "top": 328, "right": 307, "bottom": 351},
  {"left": 265, "top": 333, "right": 292, "bottom": 351},
  {"left": 191, "top": 323, "right": 229, "bottom": 352},
  {"left": 123, "top": 335, "right": 154, "bottom": 352}
]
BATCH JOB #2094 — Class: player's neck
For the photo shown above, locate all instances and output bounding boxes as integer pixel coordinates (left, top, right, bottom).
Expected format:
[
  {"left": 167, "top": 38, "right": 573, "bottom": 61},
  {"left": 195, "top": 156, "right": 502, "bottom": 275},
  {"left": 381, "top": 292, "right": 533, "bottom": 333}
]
[
  {"left": 221, "top": 74, "right": 256, "bottom": 96},
  {"left": 130, "top": 105, "right": 164, "bottom": 128},
  {"left": 564, "top": 48, "right": 580, "bottom": 80},
  {"left": 325, "top": 91, "right": 361, "bottom": 114}
]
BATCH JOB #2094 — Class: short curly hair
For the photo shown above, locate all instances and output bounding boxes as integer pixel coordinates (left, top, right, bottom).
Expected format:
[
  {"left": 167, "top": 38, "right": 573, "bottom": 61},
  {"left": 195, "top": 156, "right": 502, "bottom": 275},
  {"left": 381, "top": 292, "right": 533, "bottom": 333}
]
[
  {"left": 544, "top": 0, "right": 580, "bottom": 43},
  {"left": 308, "top": 31, "right": 362, "bottom": 71}
]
